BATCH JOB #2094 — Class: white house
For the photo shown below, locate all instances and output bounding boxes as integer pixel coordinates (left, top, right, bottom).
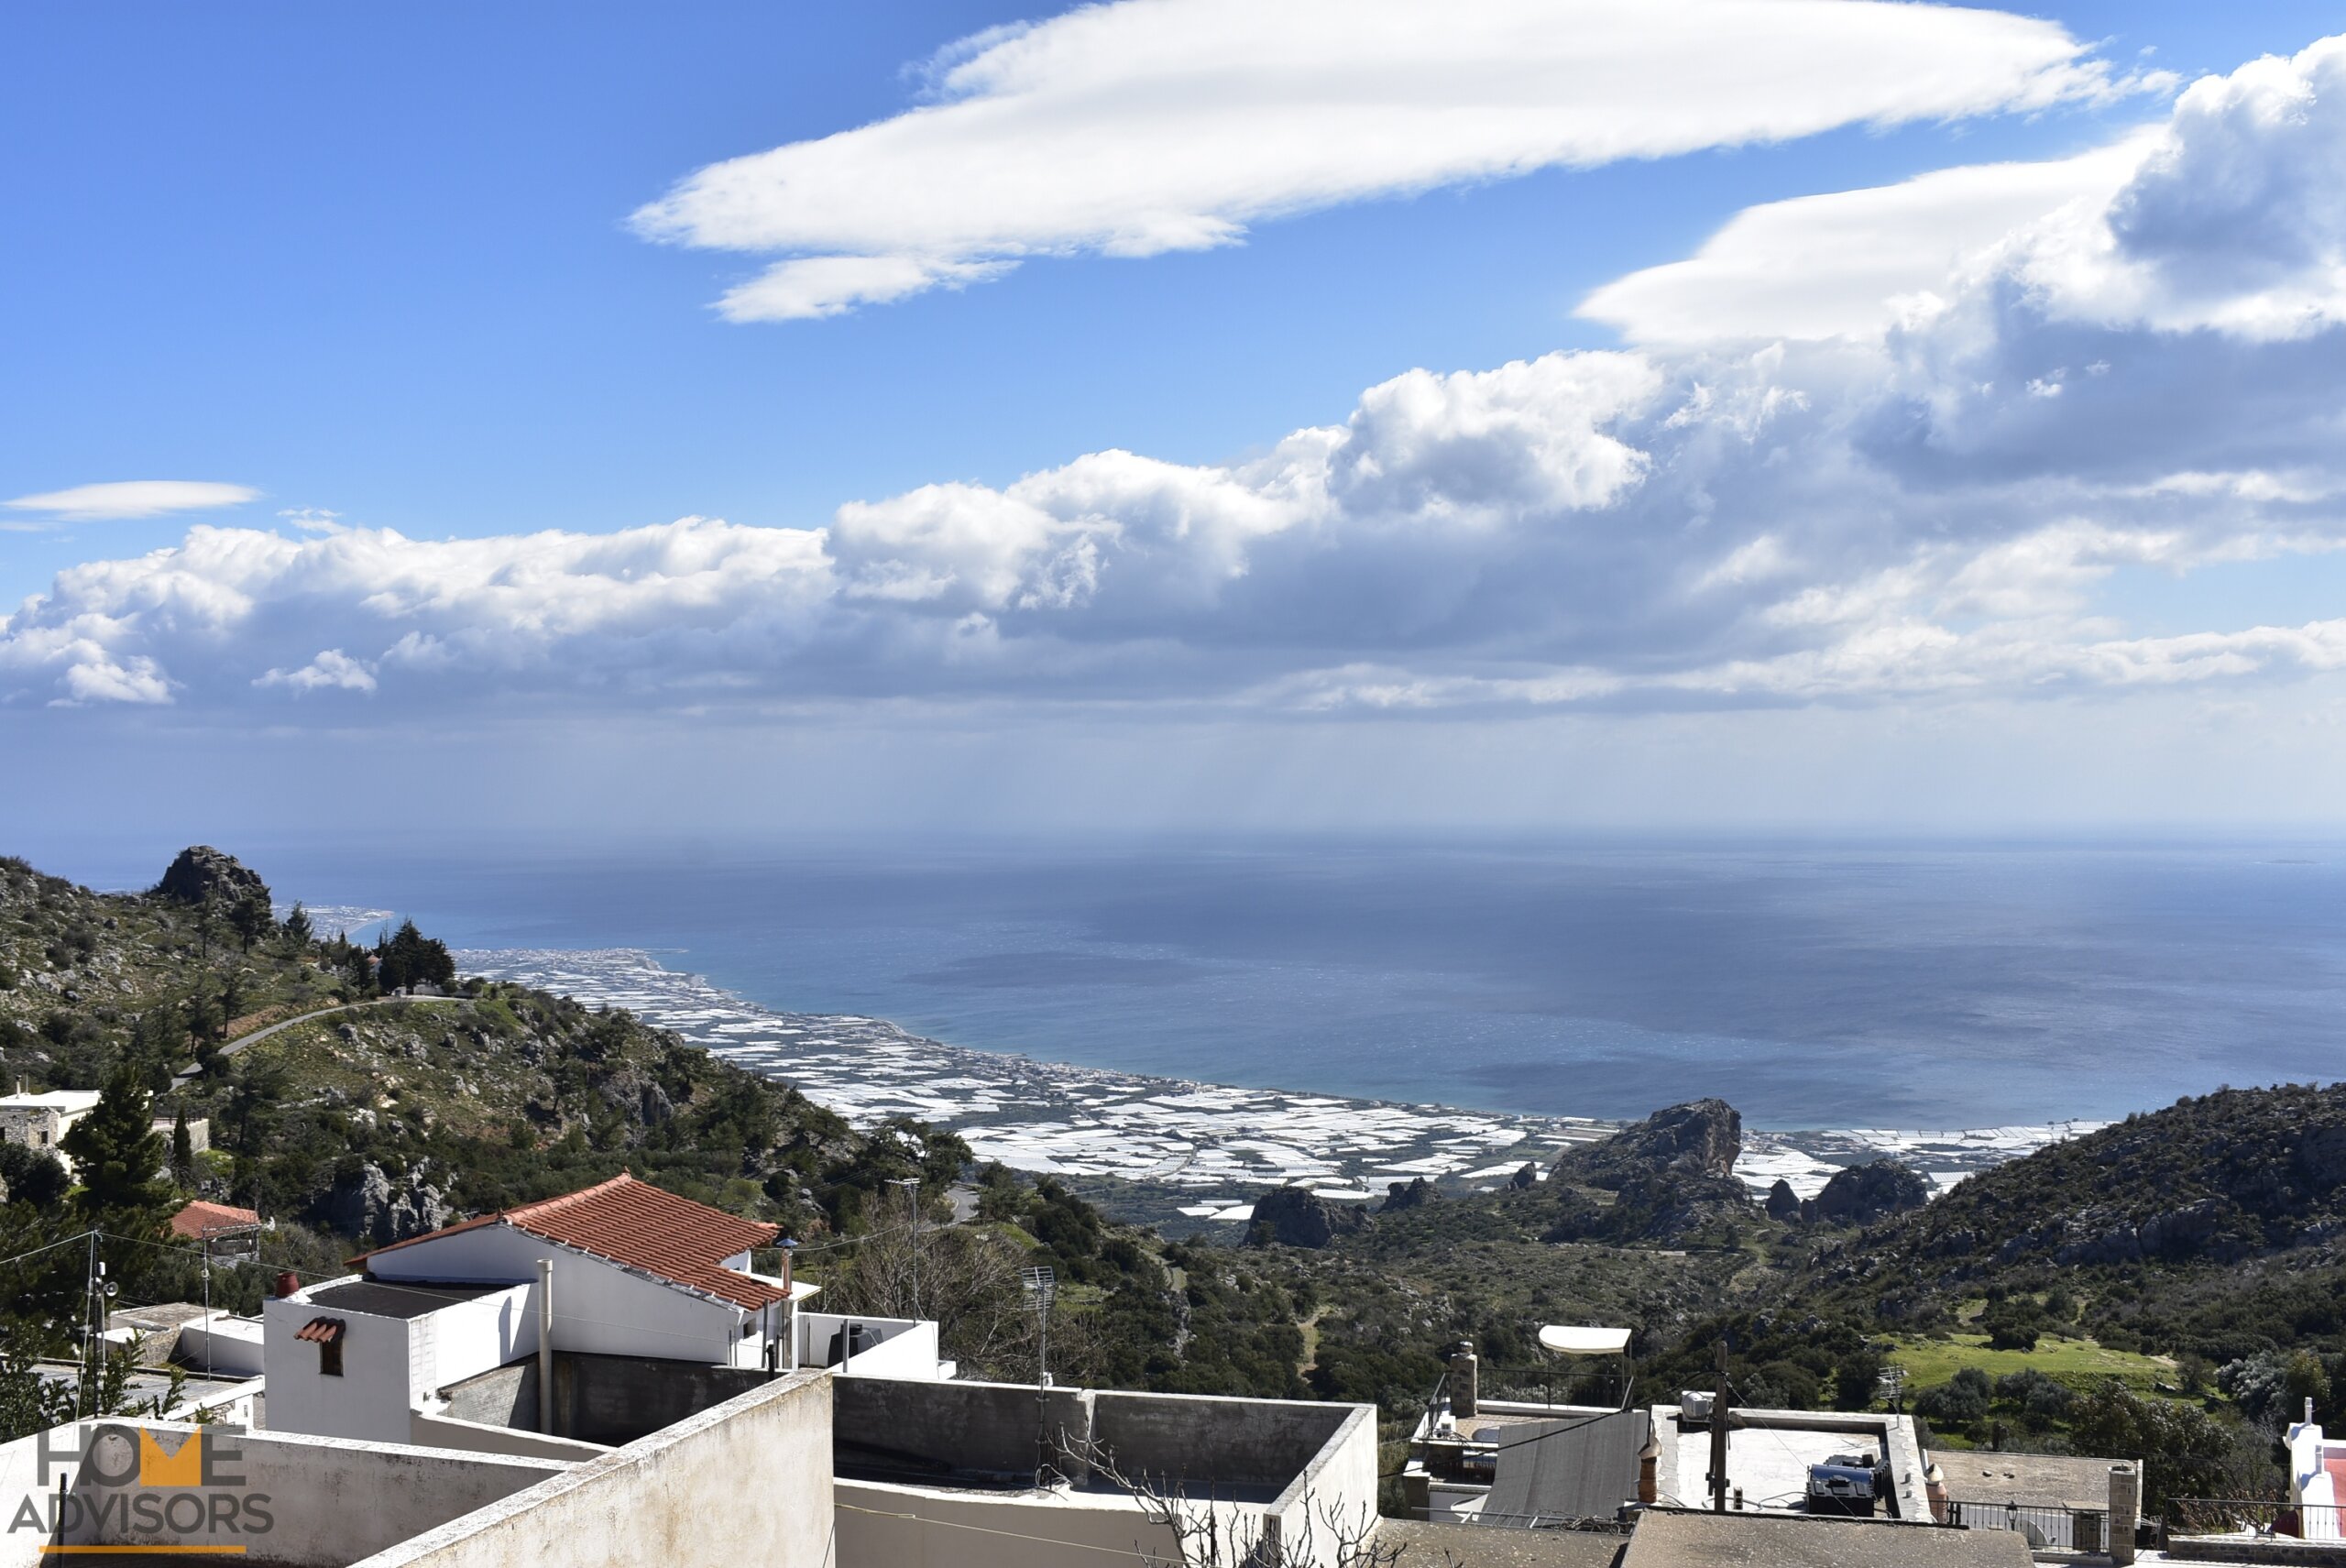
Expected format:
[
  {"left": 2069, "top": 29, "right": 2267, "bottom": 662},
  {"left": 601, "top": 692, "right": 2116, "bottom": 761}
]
[
  {"left": 263, "top": 1172, "right": 838, "bottom": 1443},
  {"left": 354, "top": 1170, "right": 809, "bottom": 1365}
]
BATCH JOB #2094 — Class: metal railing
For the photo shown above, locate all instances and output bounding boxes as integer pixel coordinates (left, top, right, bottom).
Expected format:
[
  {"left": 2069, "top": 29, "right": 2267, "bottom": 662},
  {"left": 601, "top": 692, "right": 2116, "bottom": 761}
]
[
  {"left": 2165, "top": 1497, "right": 2346, "bottom": 1544},
  {"left": 1947, "top": 1498, "right": 2107, "bottom": 1554}
]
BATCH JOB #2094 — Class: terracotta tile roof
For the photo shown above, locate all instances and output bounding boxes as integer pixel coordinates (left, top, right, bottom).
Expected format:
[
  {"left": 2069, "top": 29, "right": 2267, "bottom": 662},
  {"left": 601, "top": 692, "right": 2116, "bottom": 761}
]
[
  {"left": 355, "top": 1173, "right": 784, "bottom": 1311},
  {"left": 170, "top": 1200, "right": 261, "bottom": 1239},
  {"left": 295, "top": 1317, "right": 345, "bottom": 1344}
]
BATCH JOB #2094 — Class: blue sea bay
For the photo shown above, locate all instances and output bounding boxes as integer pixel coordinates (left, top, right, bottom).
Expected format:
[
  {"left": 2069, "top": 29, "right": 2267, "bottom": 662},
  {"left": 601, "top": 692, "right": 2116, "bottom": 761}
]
[{"left": 37, "top": 836, "right": 2346, "bottom": 1129}]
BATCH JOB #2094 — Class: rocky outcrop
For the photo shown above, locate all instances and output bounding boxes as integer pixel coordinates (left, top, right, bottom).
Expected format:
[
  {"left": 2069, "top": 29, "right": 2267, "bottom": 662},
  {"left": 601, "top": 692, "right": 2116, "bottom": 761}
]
[
  {"left": 318, "top": 1160, "right": 454, "bottom": 1248},
  {"left": 1380, "top": 1177, "right": 1439, "bottom": 1213},
  {"left": 1554, "top": 1099, "right": 1742, "bottom": 1188},
  {"left": 1509, "top": 1163, "right": 1540, "bottom": 1190},
  {"left": 1803, "top": 1160, "right": 1930, "bottom": 1227},
  {"left": 2040, "top": 1197, "right": 2250, "bottom": 1266},
  {"left": 1543, "top": 1099, "right": 1753, "bottom": 1245},
  {"left": 156, "top": 846, "right": 269, "bottom": 907},
  {"left": 1244, "top": 1186, "right": 1373, "bottom": 1248},
  {"left": 1765, "top": 1179, "right": 1803, "bottom": 1222}
]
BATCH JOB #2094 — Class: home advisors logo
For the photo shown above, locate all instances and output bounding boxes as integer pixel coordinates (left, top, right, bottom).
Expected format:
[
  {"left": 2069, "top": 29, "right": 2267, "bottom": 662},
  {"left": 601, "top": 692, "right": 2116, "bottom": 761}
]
[{"left": 10, "top": 1425, "right": 274, "bottom": 1553}]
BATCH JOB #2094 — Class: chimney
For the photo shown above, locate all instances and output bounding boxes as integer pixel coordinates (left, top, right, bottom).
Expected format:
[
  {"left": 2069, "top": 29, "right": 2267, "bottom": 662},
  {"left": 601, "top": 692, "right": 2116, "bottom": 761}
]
[
  {"left": 273, "top": 1271, "right": 301, "bottom": 1299},
  {"left": 2108, "top": 1464, "right": 2139, "bottom": 1566},
  {"left": 1639, "top": 1430, "right": 1661, "bottom": 1505},
  {"left": 1924, "top": 1462, "right": 1949, "bottom": 1525},
  {"left": 1449, "top": 1341, "right": 1479, "bottom": 1420}
]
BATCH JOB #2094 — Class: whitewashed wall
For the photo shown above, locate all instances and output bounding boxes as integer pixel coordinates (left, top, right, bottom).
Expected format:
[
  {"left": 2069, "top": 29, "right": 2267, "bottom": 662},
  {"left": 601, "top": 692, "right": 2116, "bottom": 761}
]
[
  {"left": 262, "top": 1286, "right": 412, "bottom": 1443},
  {"left": 407, "top": 1286, "right": 536, "bottom": 1402},
  {"left": 366, "top": 1227, "right": 752, "bottom": 1364}
]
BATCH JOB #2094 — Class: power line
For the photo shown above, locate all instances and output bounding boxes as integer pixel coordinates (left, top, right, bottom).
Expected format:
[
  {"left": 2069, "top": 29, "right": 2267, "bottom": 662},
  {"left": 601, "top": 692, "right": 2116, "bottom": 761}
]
[{"left": 0, "top": 1230, "right": 102, "bottom": 1274}]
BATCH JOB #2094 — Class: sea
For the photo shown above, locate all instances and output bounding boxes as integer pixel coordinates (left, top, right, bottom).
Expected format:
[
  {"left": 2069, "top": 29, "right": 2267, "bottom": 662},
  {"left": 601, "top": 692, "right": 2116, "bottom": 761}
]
[{"left": 32, "top": 835, "right": 2346, "bottom": 1214}]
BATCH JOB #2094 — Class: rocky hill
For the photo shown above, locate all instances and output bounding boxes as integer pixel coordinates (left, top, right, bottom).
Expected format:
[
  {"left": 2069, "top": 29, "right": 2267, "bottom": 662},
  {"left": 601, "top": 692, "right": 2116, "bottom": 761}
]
[
  {"left": 0, "top": 849, "right": 963, "bottom": 1247},
  {"left": 1790, "top": 1083, "right": 2346, "bottom": 1358}
]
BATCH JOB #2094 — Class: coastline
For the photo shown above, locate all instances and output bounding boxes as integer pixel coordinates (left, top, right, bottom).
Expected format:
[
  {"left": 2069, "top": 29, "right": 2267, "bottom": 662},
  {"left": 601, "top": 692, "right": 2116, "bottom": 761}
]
[{"left": 453, "top": 945, "right": 2104, "bottom": 1230}]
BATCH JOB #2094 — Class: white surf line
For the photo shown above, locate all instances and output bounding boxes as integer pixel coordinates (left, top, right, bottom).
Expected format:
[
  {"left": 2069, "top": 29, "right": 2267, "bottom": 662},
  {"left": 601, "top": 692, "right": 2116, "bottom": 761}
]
[{"left": 455, "top": 946, "right": 2083, "bottom": 1204}]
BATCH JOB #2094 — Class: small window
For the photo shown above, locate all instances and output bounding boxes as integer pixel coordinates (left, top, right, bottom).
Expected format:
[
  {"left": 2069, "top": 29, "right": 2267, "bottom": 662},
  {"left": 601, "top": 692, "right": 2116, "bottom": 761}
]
[{"left": 319, "top": 1340, "right": 343, "bottom": 1377}]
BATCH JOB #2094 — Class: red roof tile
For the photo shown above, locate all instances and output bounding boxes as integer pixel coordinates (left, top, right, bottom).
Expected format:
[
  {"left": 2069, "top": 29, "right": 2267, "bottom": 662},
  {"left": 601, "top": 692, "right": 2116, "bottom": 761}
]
[
  {"left": 355, "top": 1173, "right": 784, "bottom": 1310},
  {"left": 295, "top": 1317, "right": 345, "bottom": 1344},
  {"left": 170, "top": 1200, "right": 261, "bottom": 1239}
]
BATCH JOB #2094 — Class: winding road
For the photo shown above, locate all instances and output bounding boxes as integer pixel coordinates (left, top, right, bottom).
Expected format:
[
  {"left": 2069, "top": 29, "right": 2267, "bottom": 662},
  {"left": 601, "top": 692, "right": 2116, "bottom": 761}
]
[{"left": 171, "top": 994, "right": 463, "bottom": 1085}]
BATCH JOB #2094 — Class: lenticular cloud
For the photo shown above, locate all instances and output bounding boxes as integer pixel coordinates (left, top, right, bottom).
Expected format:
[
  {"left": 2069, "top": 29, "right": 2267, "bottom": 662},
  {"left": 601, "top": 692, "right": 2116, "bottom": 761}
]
[{"left": 632, "top": 0, "right": 2152, "bottom": 320}]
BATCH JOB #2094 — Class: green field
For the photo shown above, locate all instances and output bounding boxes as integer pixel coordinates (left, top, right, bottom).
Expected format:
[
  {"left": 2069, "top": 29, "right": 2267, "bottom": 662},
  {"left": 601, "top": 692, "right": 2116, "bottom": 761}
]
[{"left": 1886, "top": 1333, "right": 2176, "bottom": 1393}]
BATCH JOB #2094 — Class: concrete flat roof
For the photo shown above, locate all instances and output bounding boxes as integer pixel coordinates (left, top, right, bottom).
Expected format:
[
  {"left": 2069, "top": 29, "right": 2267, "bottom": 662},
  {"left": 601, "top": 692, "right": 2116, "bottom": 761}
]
[
  {"left": 1378, "top": 1519, "right": 1627, "bottom": 1566},
  {"left": 1668, "top": 1421, "right": 1877, "bottom": 1515},
  {"left": 310, "top": 1280, "right": 510, "bottom": 1319},
  {"left": 1934, "top": 1450, "right": 2138, "bottom": 1515},
  {"left": 0, "top": 1091, "right": 101, "bottom": 1110},
  {"left": 1622, "top": 1509, "right": 2032, "bottom": 1567}
]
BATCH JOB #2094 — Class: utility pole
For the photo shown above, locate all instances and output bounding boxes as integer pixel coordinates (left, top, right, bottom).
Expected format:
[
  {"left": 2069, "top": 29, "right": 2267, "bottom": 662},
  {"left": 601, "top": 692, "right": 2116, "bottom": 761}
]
[
  {"left": 1708, "top": 1340, "right": 1731, "bottom": 1513},
  {"left": 1022, "top": 1267, "right": 1057, "bottom": 1487},
  {"left": 890, "top": 1177, "right": 920, "bottom": 1321},
  {"left": 82, "top": 1232, "right": 99, "bottom": 1410}
]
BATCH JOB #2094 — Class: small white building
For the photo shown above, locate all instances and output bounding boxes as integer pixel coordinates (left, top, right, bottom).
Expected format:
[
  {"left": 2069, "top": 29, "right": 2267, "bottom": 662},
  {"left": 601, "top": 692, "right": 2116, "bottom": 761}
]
[
  {"left": 0, "top": 1086, "right": 100, "bottom": 1162},
  {"left": 2289, "top": 1412, "right": 2344, "bottom": 1542},
  {"left": 262, "top": 1172, "right": 864, "bottom": 1444}
]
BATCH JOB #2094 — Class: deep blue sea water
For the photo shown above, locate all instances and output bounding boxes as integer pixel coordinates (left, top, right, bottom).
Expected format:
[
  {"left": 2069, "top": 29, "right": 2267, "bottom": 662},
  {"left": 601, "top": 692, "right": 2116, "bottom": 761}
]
[{"left": 32, "top": 836, "right": 2346, "bottom": 1128}]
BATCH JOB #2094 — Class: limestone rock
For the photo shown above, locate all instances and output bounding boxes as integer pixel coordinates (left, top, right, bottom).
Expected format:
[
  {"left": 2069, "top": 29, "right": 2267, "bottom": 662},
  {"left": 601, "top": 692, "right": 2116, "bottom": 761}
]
[
  {"left": 1803, "top": 1160, "right": 1931, "bottom": 1227},
  {"left": 156, "top": 847, "right": 269, "bottom": 908},
  {"left": 319, "top": 1160, "right": 453, "bottom": 1248},
  {"left": 1244, "top": 1185, "right": 1373, "bottom": 1248},
  {"left": 1555, "top": 1099, "right": 1742, "bottom": 1188},
  {"left": 1764, "top": 1179, "right": 1803, "bottom": 1222},
  {"left": 1509, "top": 1163, "right": 1539, "bottom": 1190},
  {"left": 1380, "top": 1177, "right": 1439, "bottom": 1213}
]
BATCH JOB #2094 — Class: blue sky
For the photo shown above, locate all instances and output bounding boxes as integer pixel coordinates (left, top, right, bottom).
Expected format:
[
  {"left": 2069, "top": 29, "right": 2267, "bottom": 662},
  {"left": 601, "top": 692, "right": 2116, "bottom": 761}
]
[{"left": 7, "top": 1, "right": 2346, "bottom": 838}]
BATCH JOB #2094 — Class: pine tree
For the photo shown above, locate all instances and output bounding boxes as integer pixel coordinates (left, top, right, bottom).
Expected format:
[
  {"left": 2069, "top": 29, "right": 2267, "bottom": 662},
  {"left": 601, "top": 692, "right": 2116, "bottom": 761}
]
[
  {"left": 378, "top": 919, "right": 456, "bottom": 992},
  {"left": 282, "top": 902, "right": 313, "bottom": 948},
  {"left": 60, "top": 1064, "right": 169, "bottom": 1219},
  {"left": 228, "top": 887, "right": 274, "bottom": 952}
]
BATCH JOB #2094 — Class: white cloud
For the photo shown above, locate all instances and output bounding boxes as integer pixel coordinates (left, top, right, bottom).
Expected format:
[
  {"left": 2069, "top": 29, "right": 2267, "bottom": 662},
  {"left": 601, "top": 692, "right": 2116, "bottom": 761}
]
[
  {"left": 1579, "top": 137, "right": 2156, "bottom": 344},
  {"left": 254, "top": 650, "right": 378, "bottom": 695},
  {"left": 633, "top": 0, "right": 2156, "bottom": 319},
  {"left": 3, "top": 480, "right": 259, "bottom": 523},
  {"left": 9, "top": 32, "right": 2346, "bottom": 718}
]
